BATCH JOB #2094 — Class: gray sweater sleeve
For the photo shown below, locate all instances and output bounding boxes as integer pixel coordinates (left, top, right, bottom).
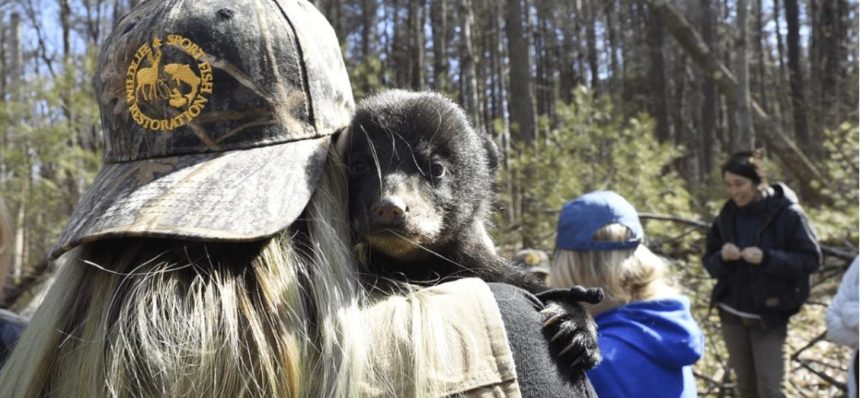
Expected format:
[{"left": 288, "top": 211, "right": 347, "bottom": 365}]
[{"left": 487, "top": 282, "right": 597, "bottom": 398}]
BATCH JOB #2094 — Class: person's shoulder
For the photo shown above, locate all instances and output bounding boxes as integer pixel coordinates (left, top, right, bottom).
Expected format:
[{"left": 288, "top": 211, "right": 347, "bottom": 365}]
[
  {"left": 486, "top": 282, "right": 544, "bottom": 310},
  {"left": 775, "top": 200, "right": 813, "bottom": 228},
  {"left": 767, "top": 183, "right": 807, "bottom": 215},
  {"left": 486, "top": 282, "right": 545, "bottom": 331}
]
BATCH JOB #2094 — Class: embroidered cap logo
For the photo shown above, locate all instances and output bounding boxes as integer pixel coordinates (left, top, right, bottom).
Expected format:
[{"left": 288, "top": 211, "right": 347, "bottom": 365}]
[{"left": 125, "top": 35, "right": 214, "bottom": 131}]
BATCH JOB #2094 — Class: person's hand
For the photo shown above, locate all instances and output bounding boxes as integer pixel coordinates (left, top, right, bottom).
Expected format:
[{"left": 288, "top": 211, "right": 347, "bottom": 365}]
[
  {"left": 721, "top": 243, "right": 742, "bottom": 261},
  {"left": 741, "top": 247, "right": 764, "bottom": 265}
]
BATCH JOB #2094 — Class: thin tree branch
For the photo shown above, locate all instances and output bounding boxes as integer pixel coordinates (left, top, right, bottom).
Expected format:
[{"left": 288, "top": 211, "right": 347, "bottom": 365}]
[
  {"left": 790, "top": 331, "right": 827, "bottom": 361},
  {"left": 639, "top": 212, "right": 710, "bottom": 229},
  {"left": 16, "top": 0, "right": 57, "bottom": 78},
  {"left": 795, "top": 359, "right": 847, "bottom": 391}
]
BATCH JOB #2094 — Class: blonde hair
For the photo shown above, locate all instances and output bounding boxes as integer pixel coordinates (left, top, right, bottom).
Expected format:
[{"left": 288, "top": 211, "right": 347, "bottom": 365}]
[
  {"left": 549, "top": 224, "right": 676, "bottom": 308},
  {"left": 0, "top": 148, "right": 459, "bottom": 397}
]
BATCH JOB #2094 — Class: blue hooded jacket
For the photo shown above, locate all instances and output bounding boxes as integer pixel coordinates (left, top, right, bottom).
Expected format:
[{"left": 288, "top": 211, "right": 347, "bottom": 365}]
[{"left": 587, "top": 296, "right": 705, "bottom": 398}]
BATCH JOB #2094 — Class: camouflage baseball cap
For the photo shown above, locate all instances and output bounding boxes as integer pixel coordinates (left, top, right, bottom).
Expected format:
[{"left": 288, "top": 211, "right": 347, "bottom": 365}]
[{"left": 49, "top": 0, "right": 354, "bottom": 259}]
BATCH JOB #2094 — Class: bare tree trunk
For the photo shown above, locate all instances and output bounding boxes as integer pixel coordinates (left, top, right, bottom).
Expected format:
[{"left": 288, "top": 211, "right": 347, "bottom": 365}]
[
  {"left": 430, "top": 0, "right": 449, "bottom": 92},
  {"left": 648, "top": 9, "right": 671, "bottom": 142},
  {"left": 505, "top": 0, "right": 536, "bottom": 143},
  {"left": 361, "top": 0, "right": 374, "bottom": 60},
  {"left": 819, "top": 0, "right": 843, "bottom": 130},
  {"left": 773, "top": 0, "right": 792, "bottom": 128},
  {"left": 487, "top": 5, "right": 501, "bottom": 124},
  {"left": 355, "top": 0, "right": 375, "bottom": 95},
  {"left": 475, "top": 0, "right": 492, "bottom": 134},
  {"left": 60, "top": 0, "right": 73, "bottom": 126},
  {"left": 716, "top": 0, "right": 735, "bottom": 145},
  {"left": 620, "top": 2, "right": 633, "bottom": 107},
  {"left": 390, "top": 0, "right": 404, "bottom": 86},
  {"left": 405, "top": 0, "right": 416, "bottom": 87},
  {"left": 773, "top": 0, "right": 788, "bottom": 92},
  {"left": 585, "top": 0, "right": 599, "bottom": 94},
  {"left": 493, "top": 4, "right": 513, "bottom": 225},
  {"left": 494, "top": 5, "right": 508, "bottom": 136},
  {"left": 60, "top": 0, "right": 71, "bottom": 59},
  {"left": 784, "top": 0, "right": 813, "bottom": 154},
  {"left": 381, "top": 1, "right": 393, "bottom": 85},
  {"left": 605, "top": 0, "right": 620, "bottom": 96},
  {"left": 807, "top": 0, "right": 821, "bottom": 135},
  {"left": 559, "top": 1, "right": 576, "bottom": 103},
  {"left": 538, "top": 0, "right": 558, "bottom": 126},
  {"left": 753, "top": 0, "right": 769, "bottom": 112},
  {"left": 672, "top": 55, "right": 697, "bottom": 183},
  {"left": 409, "top": 0, "right": 425, "bottom": 90},
  {"left": 734, "top": 0, "right": 754, "bottom": 149},
  {"left": 60, "top": 0, "right": 81, "bottom": 214},
  {"left": 645, "top": 0, "right": 829, "bottom": 200},
  {"left": 0, "top": 12, "right": 5, "bottom": 105},
  {"left": 460, "top": 0, "right": 480, "bottom": 125},
  {"left": 9, "top": 12, "right": 24, "bottom": 282},
  {"left": 12, "top": 202, "right": 25, "bottom": 284},
  {"left": 9, "top": 13, "right": 21, "bottom": 97},
  {"left": 505, "top": 0, "right": 537, "bottom": 247},
  {"left": 534, "top": 0, "right": 558, "bottom": 126},
  {"left": 82, "top": 0, "right": 105, "bottom": 45},
  {"left": 700, "top": 0, "right": 717, "bottom": 176}
]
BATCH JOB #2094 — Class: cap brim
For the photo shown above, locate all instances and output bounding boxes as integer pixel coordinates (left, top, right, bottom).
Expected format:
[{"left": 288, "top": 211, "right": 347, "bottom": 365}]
[{"left": 49, "top": 137, "right": 330, "bottom": 259}]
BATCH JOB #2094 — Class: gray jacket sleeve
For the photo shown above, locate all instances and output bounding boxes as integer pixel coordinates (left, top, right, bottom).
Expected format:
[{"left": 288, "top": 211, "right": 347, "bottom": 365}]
[{"left": 826, "top": 257, "right": 859, "bottom": 348}]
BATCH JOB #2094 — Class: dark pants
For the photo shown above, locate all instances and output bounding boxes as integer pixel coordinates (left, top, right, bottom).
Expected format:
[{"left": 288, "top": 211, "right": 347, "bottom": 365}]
[{"left": 719, "top": 309, "right": 788, "bottom": 398}]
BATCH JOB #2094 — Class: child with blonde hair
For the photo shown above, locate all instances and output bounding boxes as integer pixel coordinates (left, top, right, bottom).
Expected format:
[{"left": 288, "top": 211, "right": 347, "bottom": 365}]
[{"left": 550, "top": 191, "right": 704, "bottom": 398}]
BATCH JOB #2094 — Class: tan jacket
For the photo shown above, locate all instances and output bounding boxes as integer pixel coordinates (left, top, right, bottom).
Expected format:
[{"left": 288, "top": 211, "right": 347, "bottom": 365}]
[{"left": 363, "top": 278, "right": 521, "bottom": 397}]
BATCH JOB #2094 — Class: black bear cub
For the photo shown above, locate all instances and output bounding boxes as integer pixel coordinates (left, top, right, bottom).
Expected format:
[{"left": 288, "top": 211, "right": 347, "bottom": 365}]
[{"left": 346, "top": 89, "right": 601, "bottom": 374}]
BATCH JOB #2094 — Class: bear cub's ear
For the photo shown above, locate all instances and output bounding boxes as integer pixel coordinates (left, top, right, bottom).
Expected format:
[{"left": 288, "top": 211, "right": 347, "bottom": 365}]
[{"left": 480, "top": 132, "right": 500, "bottom": 172}]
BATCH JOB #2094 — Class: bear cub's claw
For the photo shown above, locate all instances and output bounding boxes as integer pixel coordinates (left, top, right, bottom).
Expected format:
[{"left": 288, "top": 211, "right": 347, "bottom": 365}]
[{"left": 537, "top": 286, "right": 604, "bottom": 375}]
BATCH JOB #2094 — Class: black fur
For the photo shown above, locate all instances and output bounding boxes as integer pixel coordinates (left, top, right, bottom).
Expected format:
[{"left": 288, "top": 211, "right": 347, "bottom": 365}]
[{"left": 346, "top": 90, "right": 600, "bottom": 374}]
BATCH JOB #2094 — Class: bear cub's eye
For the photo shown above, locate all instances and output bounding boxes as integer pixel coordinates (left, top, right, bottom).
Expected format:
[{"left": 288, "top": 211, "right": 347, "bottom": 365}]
[{"left": 430, "top": 161, "right": 446, "bottom": 178}]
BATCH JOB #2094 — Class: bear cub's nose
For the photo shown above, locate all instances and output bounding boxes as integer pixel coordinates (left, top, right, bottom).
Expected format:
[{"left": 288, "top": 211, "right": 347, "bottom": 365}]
[{"left": 372, "top": 196, "right": 408, "bottom": 226}]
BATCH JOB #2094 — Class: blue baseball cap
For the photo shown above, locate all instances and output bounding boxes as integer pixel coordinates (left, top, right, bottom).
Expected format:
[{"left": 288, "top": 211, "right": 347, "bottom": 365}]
[{"left": 555, "top": 191, "right": 643, "bottom": 251}]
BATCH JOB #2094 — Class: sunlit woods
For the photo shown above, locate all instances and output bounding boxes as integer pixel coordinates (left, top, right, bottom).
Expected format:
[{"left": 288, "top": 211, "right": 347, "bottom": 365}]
[{"left": 0, "top": 0, "right": 856, "bottom": 395}]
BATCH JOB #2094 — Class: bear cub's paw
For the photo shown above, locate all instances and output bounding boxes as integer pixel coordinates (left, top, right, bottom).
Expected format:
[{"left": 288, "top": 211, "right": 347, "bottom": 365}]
[{"left": 537, "top": 286, "right": 604, "bottom": 375}]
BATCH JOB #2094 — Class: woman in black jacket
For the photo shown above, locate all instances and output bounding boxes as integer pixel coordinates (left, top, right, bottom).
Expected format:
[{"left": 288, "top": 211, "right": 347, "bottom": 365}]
[{"left": 703, "top": 152, "right": 821, "bottom": 398}]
